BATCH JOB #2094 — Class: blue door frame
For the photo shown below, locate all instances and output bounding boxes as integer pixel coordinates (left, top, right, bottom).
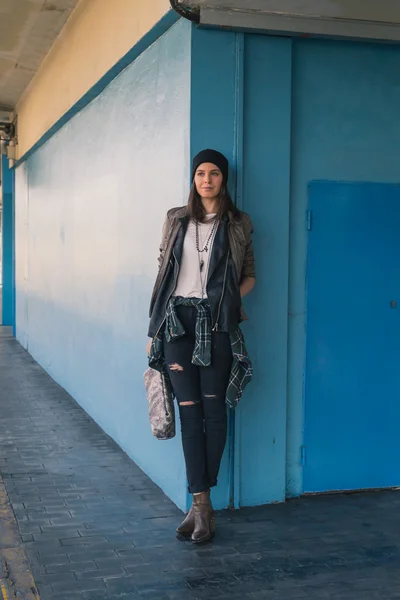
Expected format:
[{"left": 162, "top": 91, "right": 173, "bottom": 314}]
[{"left": 1, "top": 155, "right": 15, "bottom": 330}]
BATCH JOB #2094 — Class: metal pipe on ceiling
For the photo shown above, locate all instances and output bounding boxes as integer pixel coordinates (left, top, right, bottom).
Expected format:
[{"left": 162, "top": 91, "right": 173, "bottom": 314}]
[{"left": 169, "top": 0, "right": 200, "bottom": 23}]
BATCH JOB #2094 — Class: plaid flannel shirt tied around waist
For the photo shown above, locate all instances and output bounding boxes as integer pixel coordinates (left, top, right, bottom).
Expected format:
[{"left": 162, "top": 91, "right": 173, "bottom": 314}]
[{"left": 148, "top": 297, "right": 252, "bottom": 408}]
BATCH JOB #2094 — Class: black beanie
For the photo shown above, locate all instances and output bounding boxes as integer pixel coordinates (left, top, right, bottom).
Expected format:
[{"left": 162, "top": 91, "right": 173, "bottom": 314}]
[{"left": 192, "top": 149, "right": 229, "bottom": 182}]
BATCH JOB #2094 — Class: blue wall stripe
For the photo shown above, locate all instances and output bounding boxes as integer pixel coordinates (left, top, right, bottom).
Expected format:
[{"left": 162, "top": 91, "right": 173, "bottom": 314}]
[
  {"left": 232, "top": 32, "right": 245, "bottom": 510},
  {"left": 1, "top": 155, "right": 15, "bottom": 328},
  {"left": 14, "top": 10, "right": 180, "bottom": 169},
  {"left": 233, "top": 33, "right": 245, "bottom": 210}
]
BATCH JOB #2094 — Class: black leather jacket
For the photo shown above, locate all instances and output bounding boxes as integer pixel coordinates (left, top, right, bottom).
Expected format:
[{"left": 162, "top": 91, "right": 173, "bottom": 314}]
[{"left": 148, "top": 207, "right": 255, "bottom": 338}]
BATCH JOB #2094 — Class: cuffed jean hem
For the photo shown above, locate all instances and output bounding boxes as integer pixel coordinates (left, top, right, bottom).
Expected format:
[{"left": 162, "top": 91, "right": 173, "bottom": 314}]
[{"left": 188, "top": 480, "right": 217, "bottom": 494}]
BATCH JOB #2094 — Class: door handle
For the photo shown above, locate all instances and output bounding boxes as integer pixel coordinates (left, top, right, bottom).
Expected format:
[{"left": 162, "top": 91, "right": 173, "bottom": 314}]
[{"left": 390, "top": 300, "right": 396, "bottom": 308}]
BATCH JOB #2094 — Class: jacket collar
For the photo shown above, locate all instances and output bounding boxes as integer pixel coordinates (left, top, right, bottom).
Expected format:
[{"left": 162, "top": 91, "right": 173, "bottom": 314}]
[
  {"left": 173, "top": 206, "right": 189, "bottom": 221},
  {"left": 207, "top": 219, "right": 228, "bottom": 284}
]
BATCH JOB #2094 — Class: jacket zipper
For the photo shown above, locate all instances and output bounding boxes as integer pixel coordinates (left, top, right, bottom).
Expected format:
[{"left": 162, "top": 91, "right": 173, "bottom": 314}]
[
  {"left": 153, "top": 249, "right": 179, "bottom": 340},
  {"left": 212, "top": 251, "right": 230, "bottom": 331},
  {"left": 150, "top": 222, "right": 181, "bottom": 317}
]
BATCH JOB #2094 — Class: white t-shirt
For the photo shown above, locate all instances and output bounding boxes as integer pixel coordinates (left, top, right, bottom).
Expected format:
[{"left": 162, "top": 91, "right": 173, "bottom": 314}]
[{"left": 173, "top": 214, "right": 218, "bottom": 299}]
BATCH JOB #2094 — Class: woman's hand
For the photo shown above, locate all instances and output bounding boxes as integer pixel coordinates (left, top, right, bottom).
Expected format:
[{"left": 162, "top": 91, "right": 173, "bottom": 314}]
[
  {"left": 240, "top": 277, "right": 256, "bottom": 298},
  {"left": 146, "top": 338, "right": 153, "bottom": 356}
]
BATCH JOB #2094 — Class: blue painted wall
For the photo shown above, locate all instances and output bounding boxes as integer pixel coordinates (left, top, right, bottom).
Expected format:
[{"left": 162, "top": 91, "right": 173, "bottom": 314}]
[
  {"left": 287, "top": 39, "right": 400, "bottom": 497},
  {"left": 14, "top": 19, "right": 192, "bottom": 510},
  {"left": 239, "top": 35, "right": 292, "bottom": 506},
  {"left": 14, "top": 19, "right": 400, "bottom": 511},
  {"left": 191, "top": 31, "right": 400, "bottom": 505},
  {"left": 191, "top": 29, "right": 292, "bottom": 507},
  {"left": 190, "top": 28, "right": 242, "bottom": 510},
  {"left": 1, "top": 154, "right": 14, "bottom": 327}
]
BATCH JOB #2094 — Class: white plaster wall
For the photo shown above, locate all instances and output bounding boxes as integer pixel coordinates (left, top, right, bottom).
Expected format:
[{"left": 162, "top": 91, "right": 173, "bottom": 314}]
[
  {"left": 15, "top": 19, "right": 191, "bottom": 510},
  {"left": 16, "top": 0, "right": 171, "bottom": 156}
]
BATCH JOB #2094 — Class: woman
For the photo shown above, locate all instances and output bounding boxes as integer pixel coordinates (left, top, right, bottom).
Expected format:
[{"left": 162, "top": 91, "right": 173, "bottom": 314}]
[{"left": 147, "top": 149, "right": 256, "bottom": 543}]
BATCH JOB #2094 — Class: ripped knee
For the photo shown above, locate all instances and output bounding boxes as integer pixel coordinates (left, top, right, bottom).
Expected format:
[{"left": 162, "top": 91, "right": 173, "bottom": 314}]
[
  {"left": 169, "top": 363, "right": 184, "bottom": 372},
  {"left": 179, "top": 401, "right": 196, "bottom": 406},
  {"left": 204, "top": 394, "right": 217, "bottom": 399}
]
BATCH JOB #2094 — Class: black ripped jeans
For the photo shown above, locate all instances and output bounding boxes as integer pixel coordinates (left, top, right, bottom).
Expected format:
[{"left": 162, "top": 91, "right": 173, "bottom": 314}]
[{"left": 163, "top": 305, "right": 233, "bottom": 494}]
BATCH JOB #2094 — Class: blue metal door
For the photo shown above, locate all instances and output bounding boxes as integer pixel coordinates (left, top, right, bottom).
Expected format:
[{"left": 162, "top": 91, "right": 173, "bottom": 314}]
[{"left": 304, "top": 181, "right": 400, "bottom": 493}]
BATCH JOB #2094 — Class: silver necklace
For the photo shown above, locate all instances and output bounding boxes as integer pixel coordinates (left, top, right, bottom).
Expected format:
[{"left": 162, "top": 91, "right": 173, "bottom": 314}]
[
  {"left": 195, "top": 218, "right": 219, "bottom": 272},
  {"left": 196, "top": 219, "right": 218, "bottom": 298}
]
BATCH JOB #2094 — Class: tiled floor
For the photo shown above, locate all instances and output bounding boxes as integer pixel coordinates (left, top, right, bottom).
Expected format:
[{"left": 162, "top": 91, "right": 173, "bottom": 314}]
[{"left": 1, "top": 327, "right": 400, "bottom": 600}]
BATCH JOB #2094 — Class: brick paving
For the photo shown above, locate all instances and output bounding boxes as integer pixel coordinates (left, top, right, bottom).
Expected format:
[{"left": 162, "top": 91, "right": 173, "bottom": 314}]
[{"left": 1, "top": 327, "right": 400, "bottom": 600}]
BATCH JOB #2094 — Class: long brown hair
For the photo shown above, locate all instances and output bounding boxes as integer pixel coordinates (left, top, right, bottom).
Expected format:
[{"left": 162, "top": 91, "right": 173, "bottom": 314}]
[{"left": 187, "top": 181, "right": 239, "bottom": 223}]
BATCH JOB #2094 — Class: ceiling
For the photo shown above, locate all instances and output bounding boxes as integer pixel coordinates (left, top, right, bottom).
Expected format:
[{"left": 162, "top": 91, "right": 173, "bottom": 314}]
[
  {"left": 0, "top": 0, "right": 79, "bottom": 114},
  {"left": 2, "top": 0, "right": 400, "bottom": 116}
]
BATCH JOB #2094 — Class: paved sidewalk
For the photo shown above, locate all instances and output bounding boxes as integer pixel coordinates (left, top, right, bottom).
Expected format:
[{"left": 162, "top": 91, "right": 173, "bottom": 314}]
[{"left": 1, "top": 328, "right": 400, "bottom": 600}]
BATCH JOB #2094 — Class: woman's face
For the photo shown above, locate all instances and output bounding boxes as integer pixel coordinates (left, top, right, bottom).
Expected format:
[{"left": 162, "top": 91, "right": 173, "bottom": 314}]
[{"left": 194, "top": 163, "right": 223, "bottom": 200}]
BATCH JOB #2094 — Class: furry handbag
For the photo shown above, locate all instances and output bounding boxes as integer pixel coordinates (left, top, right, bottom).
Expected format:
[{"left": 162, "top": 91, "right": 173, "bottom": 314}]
[{"left": 144, "top": 367, "right": 175, "bottom": 440}]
